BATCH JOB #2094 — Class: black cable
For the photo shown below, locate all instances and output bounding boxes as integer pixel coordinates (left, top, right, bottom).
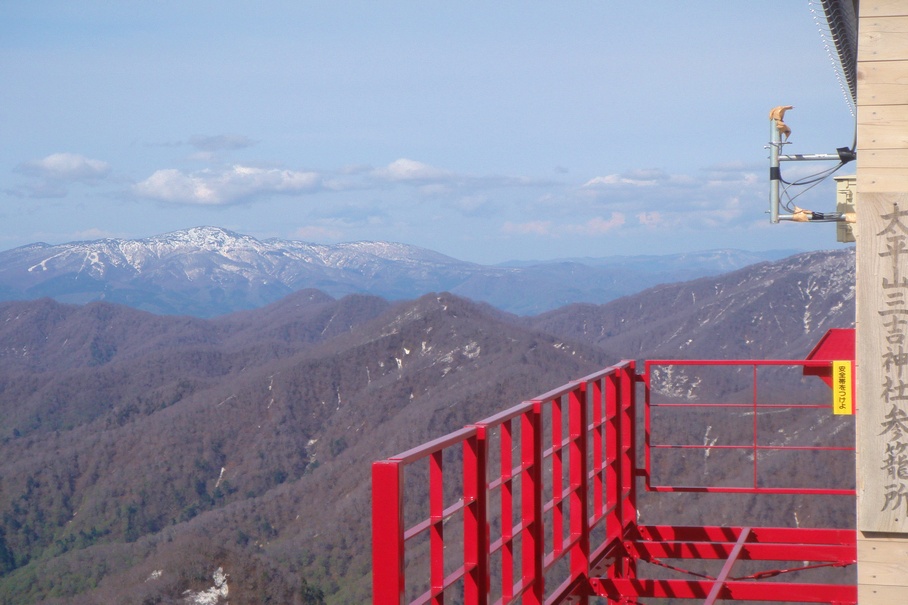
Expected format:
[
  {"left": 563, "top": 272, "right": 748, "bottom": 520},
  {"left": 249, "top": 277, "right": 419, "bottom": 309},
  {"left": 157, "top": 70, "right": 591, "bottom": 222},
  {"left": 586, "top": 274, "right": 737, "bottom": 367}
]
[
  {"left": 780, "top": 161, "right": 845, "bottom": 187},
  {"left": 780, "top": 161, "right": 845, "bottom": 212}
]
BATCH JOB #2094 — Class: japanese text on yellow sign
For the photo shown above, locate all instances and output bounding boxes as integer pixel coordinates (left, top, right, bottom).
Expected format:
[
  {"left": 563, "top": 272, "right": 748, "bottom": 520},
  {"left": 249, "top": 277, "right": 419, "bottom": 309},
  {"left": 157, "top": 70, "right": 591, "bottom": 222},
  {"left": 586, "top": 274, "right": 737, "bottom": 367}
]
[{"left": 833, "top": 360, "right": 853, "bottom": 415}]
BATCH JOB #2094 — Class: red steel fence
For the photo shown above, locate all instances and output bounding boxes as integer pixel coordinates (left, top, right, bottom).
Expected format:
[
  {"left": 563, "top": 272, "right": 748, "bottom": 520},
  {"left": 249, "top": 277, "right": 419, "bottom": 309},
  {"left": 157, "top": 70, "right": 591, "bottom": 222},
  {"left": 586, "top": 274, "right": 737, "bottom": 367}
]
[
  {"left": 645, "top": 359, "right": 856, "bottom": 497},
  {"left": 373, "top": 351, "right": 857, "bottom": 604}
]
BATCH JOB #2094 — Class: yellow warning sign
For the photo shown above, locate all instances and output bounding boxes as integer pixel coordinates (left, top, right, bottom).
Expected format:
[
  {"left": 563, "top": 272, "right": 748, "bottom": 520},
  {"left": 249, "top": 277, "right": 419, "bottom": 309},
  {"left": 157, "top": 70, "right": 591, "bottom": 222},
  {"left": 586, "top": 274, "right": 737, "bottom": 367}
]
[{"left": 832, "top": 360, "right": 853, "bottom": 415}]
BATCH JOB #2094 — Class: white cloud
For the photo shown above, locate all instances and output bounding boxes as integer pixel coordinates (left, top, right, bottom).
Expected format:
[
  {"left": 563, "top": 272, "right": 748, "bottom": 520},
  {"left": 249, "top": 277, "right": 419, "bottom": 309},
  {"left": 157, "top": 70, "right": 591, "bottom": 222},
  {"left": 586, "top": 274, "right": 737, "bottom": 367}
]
[
  {"left": 134, "top": 165, "right": 320, "bottom": 205},
  {"left": 372, "top": 158, "right": 452, "bottom": 182},
  {"left": 570, "top": 161, "right": 769, "bottom": 234},
  {"left": 332, "top": 158, "right": 549, "bottom": 204},
  {"left": 584, "top": 174, "right": 635, "bottom": 187},
  {"left": 582, "top": 169, "right": 702, "bottom": 190},
  {"left": 17, "top": 152, "right": 111, "bottom": 182},
  {"left": 583, "top": 169, "right": 667, "bottom": 188}
]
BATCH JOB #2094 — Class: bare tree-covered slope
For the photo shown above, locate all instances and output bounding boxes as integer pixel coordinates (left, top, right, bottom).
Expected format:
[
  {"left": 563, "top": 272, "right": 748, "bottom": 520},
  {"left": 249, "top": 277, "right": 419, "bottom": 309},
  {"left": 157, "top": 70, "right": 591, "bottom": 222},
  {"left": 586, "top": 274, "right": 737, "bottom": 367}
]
[
  {"left": 0, "top": 247, "right": 855, "bottom": 604},
  {"left": 526, "top": 247, "right": 855, "bottom": 360},
  {"left": 0, "top": 293, "right": 607, "bottom": 604}
]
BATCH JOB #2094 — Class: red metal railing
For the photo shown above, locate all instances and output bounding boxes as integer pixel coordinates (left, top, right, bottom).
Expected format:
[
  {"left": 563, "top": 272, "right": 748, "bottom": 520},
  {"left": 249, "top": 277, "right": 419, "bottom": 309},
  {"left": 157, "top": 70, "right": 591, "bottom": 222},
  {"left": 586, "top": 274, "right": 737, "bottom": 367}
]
[
  {"left": 645, "top": 359, "right": 856, "bottom": 496},
  {"left": 373, "top": 341, "right": 857, "bottom": 604},
  {"left": 373, "top": 362, "right": 637, "bottom": 604}
]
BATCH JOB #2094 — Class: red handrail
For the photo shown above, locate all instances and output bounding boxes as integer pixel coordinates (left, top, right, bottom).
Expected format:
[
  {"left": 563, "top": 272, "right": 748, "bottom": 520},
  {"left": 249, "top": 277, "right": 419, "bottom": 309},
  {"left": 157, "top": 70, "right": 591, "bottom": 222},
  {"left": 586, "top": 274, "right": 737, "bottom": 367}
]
[
  {"left": 644, "top": 359, "right": 856, "bottom": 496},
  {"left": 373, "top": 352, "right": 856, "bottom": 605}
]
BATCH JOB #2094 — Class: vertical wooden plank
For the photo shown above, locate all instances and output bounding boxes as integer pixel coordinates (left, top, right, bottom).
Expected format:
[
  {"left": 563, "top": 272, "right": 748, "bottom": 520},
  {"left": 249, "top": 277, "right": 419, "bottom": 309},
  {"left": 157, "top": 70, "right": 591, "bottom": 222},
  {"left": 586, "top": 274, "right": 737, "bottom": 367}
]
[
  {"left": 861, "top": 1, "right": 908, "bottom": 18},
  {"left": 858, "top": 535, "right": 908, "bottom": 587},
  {"left": 859, "top": 584, "right": 908, "bottom": 605},
  {"left": 860, "top": 16, "right": 908, "bottom": 61},
  {"left": 857, "top": 2, "right": 908, "bottom": 601},
  {"left": 857, "top": 61, "right": 908, "bottom": 106},
  {"left": 856, "top": 192, "right": 908, "bottom": 532},
  {"left": 857, "top": 0, "right": 908, "bottom": 533}
]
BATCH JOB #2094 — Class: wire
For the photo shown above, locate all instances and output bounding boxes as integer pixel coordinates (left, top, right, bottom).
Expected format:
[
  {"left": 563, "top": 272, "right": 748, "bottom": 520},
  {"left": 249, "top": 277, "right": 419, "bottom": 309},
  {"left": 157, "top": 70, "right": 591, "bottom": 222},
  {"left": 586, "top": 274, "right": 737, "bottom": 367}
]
[
  {"left": 770, "top": 0, "right": 861, "bottom": 224},
  {"left": 809, "top": 0, "right": 857, "bottom": 116},
  {"left": 776, "top": 138, "right": 856, "bottom": 219},
  {"left": 779, "top": 160, "right": 846, "bottom": 213}
]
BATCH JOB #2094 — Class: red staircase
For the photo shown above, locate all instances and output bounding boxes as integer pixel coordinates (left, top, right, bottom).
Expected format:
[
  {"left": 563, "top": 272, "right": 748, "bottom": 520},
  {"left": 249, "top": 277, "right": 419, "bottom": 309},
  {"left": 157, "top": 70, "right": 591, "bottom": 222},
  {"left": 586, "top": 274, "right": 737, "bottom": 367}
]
[{"left": 372, "top": 331, "right": 857, "bottom": 604}]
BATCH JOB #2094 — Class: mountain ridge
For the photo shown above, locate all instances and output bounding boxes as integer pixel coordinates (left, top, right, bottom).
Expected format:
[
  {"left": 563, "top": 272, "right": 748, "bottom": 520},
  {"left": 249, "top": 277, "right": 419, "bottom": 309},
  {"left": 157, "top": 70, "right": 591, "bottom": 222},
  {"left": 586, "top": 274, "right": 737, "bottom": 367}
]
[
  {"left": 0, "top": 247, "right": 856, "bottom": 604},
  {"left": 526, "top": 247, "right": 855, "bottom": 360},
  {"left": 0, "top": 226, "right": 807, "bottom": 316}
]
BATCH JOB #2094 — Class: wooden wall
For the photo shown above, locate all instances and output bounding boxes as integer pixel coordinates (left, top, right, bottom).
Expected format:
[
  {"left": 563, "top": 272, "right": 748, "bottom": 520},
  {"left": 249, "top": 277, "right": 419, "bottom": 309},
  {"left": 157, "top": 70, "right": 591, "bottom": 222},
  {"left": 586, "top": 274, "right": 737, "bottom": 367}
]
[{"left": 856, "top": 1, "right": 908, "bottom": 602}]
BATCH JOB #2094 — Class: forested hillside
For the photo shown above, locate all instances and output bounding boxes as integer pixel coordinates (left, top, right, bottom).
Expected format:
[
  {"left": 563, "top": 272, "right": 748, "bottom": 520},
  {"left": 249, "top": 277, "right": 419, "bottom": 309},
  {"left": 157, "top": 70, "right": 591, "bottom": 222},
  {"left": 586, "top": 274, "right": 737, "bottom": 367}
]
[
  {"left": 0, "top": 248, "right": 855, "bottom": 603},
  {"left": 0, "top": 292, "right": 608, "bottom": 603}
]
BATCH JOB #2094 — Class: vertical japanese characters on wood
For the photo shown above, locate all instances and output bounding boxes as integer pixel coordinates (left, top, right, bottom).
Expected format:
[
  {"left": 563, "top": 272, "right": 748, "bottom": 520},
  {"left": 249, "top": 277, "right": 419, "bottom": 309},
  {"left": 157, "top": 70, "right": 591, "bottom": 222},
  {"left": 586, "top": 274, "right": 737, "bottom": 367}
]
[
  {"left": 857, "top": 193, "right": 908, "bottom": 532},
  {"left": 878, "top": 203, "right": 908, "bottom": 515}
]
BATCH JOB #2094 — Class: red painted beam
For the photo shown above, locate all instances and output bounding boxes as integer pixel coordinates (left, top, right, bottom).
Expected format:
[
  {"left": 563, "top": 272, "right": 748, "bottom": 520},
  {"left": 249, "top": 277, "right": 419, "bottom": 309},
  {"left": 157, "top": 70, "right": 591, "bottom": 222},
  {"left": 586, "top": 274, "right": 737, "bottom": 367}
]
[
  {"left": 590, "top": 578, "right": 857, "bottom": 603},
  {"left": 638, "top": 525, "right": 856, "bottom": 546},
  {"left": 630, "top": 539, "right": 855, "bottom": 563}
]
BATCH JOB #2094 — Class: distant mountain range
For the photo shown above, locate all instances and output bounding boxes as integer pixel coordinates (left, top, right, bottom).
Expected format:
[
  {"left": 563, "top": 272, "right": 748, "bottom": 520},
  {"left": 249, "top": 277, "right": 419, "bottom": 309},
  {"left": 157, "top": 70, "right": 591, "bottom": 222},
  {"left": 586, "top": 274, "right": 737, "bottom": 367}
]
[
  {"left": 527, "top": 247, "right": 856, "bottom": 360},
  {"left": 0, "top": 246, "right": 855, "bottom": 604},
  {"left": 0, "top": 226, "right": 799, "bottom": 316}
]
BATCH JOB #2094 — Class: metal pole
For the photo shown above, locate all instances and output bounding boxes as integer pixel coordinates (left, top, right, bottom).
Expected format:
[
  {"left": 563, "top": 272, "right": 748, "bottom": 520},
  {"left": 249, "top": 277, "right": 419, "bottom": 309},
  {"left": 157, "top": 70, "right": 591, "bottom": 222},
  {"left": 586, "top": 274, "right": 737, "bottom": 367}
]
[
  {"left": 779, "top": 153, "right": 843, "bottom": 161},
  {"left": 769, "top": 118, "right": 781, "bottom": 224},
  {"left": 372, "top": 461, "right": 405, "bottom": 604},
  {"left": 521, "top": 403, "right": 544, "bottom": 605},
  {"left": 463, "top": 430, "right": 489, "bottom": 605}
]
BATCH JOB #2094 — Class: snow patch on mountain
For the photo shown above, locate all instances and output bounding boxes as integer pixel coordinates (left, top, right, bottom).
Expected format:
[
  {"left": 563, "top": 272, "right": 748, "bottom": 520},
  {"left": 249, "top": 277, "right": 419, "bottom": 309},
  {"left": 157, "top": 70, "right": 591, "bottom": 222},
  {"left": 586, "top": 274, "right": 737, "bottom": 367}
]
[{"left": 182, "top": 567, "right": 228, "bottom": 604}]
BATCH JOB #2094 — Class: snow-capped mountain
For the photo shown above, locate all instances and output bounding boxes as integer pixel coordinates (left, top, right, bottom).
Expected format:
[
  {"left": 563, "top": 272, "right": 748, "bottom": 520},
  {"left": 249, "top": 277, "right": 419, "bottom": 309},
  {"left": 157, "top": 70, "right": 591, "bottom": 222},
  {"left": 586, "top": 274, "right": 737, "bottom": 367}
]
[
  {"left": 0, "top": 227, "right": 479, "bottom": 316},
  {"left": 0, "top": 226, "right": 803, "bottom": 316}
]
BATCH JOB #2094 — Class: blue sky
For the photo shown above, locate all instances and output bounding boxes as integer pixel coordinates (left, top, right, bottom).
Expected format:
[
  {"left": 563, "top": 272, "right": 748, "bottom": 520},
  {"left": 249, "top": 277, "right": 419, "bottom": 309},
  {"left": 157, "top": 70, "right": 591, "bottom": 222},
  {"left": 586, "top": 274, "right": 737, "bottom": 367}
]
[{"left": 1, "top": 1, "right": 856, "bottom": 263}]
